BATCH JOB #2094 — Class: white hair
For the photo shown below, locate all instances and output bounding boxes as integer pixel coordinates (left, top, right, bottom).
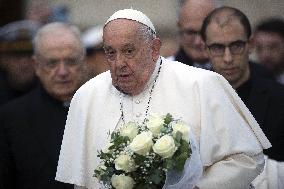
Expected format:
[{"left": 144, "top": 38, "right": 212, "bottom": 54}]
[{"left": 33, "top": 22, "right": 85, "bottom": 57}]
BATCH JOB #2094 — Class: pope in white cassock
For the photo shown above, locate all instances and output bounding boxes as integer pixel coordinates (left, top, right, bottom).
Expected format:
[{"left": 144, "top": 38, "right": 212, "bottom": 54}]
[{"left": 56, "top": 9, "right": 271, "bottom": 189}]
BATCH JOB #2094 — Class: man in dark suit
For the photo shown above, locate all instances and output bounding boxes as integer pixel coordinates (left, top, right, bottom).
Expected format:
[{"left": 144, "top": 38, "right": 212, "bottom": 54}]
[
  {"left": 0, "top": 22, "right": 86, "bottom": 189},
  {"left": 201, "top": 6, "right": 284, "bottom": 161}
]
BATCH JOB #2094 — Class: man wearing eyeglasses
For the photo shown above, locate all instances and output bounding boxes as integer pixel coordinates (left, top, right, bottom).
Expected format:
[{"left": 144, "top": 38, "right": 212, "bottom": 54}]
[
  {"left": 0, "top": 22, "right": 86, "bottom": 189},
  {"left": 170, "top": 0, "right": 221, "bottom": 70},
  {"left": 201, "top": 7, "right": 284, "bottom": 187}
]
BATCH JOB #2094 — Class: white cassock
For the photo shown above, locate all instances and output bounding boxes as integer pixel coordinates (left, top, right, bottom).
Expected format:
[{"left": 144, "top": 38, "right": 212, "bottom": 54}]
[
  {"left": 56, "top": 57, "right": 271, "bottom": 189},
  {"left": 252, "top": 156, "right": 284, "bottom": 189}
]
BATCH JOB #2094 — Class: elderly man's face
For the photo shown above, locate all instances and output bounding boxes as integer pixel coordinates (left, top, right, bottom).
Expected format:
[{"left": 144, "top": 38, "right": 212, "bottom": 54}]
[
  {"left": 103, "top": 19, "right": 160, "bottom": 96},
  {"left": 253, "top": 31, "right": 284, "bottom": 73},
  {"left": 206, "top": 20, "right": 250, "bottom": 88},
  {"left": 34, "top": 31, "right": 84, "bottom": 102}
]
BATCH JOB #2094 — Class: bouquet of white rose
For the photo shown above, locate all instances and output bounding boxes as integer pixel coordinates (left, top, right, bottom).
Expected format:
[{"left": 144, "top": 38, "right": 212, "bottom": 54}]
[{"left": 94, "top": 113, "right": 201, "bottom": 189}]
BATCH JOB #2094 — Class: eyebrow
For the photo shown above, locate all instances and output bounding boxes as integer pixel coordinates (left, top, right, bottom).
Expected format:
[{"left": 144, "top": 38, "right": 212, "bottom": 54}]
[
  {"left": 208, "top": 39, "right": 246, "bottom": 46},
  {"left": 103, "top": 43, "right": 135, "bottom": 50}
]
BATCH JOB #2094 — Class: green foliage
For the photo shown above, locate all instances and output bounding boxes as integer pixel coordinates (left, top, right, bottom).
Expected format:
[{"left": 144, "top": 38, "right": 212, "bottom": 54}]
[
  {"left": 150, "top": 169, "right": 164, "bottom": 184},
  {"left": 173, "top": 139, "right": 191, "bottom": 171},
  {"left": 94, "top": 113, "right": 192, "bottom": 189},
  {"left": 164, "top": 113, "right": 173, "bottom": 125}
]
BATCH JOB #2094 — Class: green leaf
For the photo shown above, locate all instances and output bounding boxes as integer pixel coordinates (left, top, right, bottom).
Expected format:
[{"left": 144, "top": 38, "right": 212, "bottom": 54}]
[
  {"left": 175, "top": 131, "right": 183, "bottom": 142},
  {"left": 175, "top": 152, "right": 188, "bottom": 171},
  {"left": 180, "top": 140, "right": 191, "bottom": 155},
  {"left": 164, "top": 113, "right": 173, "bottom": 125},
  {"left": 165, "top": 159, "right": 174, "bottom": 170},
  {"left": 173, "top": 139, "right": 192, "bottom": 171},
  {"left": 150, "top": 169, "right": 163, "bottom": 184}
]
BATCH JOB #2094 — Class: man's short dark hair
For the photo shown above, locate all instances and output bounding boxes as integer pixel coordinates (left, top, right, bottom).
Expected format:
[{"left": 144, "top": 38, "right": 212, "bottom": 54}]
[
  {"left": 201, "top": 6, "right": 251, "bottom": 41},
  {"left": 255, "top": 18, "right": 284, "bottom": 39}
]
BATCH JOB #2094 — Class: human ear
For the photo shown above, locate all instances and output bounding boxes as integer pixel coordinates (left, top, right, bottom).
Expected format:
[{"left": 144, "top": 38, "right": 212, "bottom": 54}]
[
  {"left": 32, "top": 55, "right": 41, "bottom": 77},
  {"left": 151, "top": 38, "right": 161, "bottom": 61}
]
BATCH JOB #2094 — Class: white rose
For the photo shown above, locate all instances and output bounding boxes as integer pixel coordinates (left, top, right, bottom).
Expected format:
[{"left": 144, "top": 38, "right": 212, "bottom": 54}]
[
  {"left": 146, "top": 114, "right": 164, "bottom": 135},
  {"left": 172, "top": 121, "right": 190, "bottom": 142},
  {"left": 153, "top": 135, "right": 177, "bottom": 158},
  {"left": 129, "top": 131, "right": 153, "bottom": 156},
  {"left": 111, "top": 174, "right": 135, "bottom": 189},
  {"left": 115, "top": 154, "right": 136, "bottom": 172},
  {"left": 120, "top": 122, "right": 139, "bottom": 141}
]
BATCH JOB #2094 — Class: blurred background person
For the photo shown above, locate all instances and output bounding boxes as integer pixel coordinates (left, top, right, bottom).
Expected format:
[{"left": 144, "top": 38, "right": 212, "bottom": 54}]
[
  {"left": 0, "top": 0, "right": 71, "bottom": 106},
  {"left": 169, "top": 0, "right": 220, "bottom": 69},
  {"left": 0, "top": 21, "right": 38, "bottom": 105},
  {"left": 81, "top": 25, "right": 109, "bottom": 78},
  {"left": 0, "top": 22, "right": 86, "bottom": 189},
  {"left": 253, "top": 18, "right": 284, "bottom": 85},
  {"left": 25, "top": 0, "right": 69, "bottom": 26},
  {"left": 25, "top": 0, "right": 52, "bottom": 26}
]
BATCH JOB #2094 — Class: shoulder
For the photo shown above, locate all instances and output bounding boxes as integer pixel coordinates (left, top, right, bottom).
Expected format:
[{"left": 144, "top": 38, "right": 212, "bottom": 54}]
[
  {"left": 253, "top": 76, "right": 284, "bottom": 100},
  {"left": 0, "top": 89, "right": 38, "bottom": 112},
  {"left": 71, "top": 71, "right": 113, "bottom": 108},
  {"left": 249, "top": 61, "right": 274, "bottom": 79},
  {"left": 0, "top": 89, "right": 40, "bottom": 127},
  {"left": 76, "top": 71, "right": 112, "bottom": 95},
  {"left": 161, "top": 57, "right": 225, "bottom": 85}
]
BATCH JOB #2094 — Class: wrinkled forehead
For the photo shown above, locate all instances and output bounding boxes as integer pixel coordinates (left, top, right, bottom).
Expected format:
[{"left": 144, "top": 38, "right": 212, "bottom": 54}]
[
  {"left": 38, "top": 30, "right": 81, "bottom": 52},
  {"left": 103, "top": 19, "right": 143, "bottom": 46},
  {"left": 104, "top": 18, "right": 140, "bottom": 32}
]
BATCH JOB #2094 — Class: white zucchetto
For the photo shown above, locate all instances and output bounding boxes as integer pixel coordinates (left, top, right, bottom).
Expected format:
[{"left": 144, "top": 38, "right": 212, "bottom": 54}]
[{"left": 104, "top": 9, "right": 156, "bottom": 34}]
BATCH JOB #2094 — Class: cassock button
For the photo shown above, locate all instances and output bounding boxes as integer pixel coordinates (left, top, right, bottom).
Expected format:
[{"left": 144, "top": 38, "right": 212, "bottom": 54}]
[
  {"left": 135, "top": 99, "right": 141, "bottom": 104},
  {"left": 136, "top": 112, "right": 142, "bottom": 117}
]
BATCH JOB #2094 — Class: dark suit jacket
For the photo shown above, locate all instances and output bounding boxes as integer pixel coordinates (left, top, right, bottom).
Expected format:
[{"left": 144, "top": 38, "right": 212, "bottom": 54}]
[
  {"left": 174, "top": 48, "right": 194, "bottom": 66},
  {"left": 0, "top": 86, "right": 73, "bottom": 189},
  {"left": 237, "top": 75, "right": 284, "bottom": 161}
]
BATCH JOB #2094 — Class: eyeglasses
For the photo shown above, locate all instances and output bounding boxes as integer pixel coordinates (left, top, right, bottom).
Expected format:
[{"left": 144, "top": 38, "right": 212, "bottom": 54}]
[
  {"left": 38, "top": 56, "right": 83, "bottom": 69},
  {"left": 207, "top": 40, "right": 247, "bottom": 57}
]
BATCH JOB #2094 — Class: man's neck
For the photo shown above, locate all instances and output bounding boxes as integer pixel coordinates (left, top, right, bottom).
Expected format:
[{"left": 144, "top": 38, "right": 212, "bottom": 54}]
[{"left": 232, "top": 68, "right": 250, "bottom": 89}]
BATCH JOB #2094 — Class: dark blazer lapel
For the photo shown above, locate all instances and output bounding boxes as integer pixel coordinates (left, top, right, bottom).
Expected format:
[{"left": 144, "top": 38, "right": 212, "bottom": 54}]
[
  {"left": 248, "top": 78, "right": 269, "bottom": 129},
  {"left": 28, "top": 88, "right": 67, "bottom": 166}
]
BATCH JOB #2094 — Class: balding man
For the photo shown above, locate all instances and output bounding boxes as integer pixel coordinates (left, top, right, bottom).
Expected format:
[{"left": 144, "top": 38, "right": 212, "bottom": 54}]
[
  {"left": 0, "top": 22, "right": 85, "bottom": 189},
  {"left": 201, "top": 7, "right": 284, "bottom": 189},
  {"left": 171, "top": 0, "right": 220, "bottom": 69}
]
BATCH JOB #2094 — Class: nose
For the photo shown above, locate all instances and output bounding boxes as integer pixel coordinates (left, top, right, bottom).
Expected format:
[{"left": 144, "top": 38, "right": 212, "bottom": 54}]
[
  {"left": 223, "top": 47, "right": 233, "bottom": 64},
  {"left": 115, "top": 53, "right": 127, "bottom": 68},
  {"left": 192, "top": 35, "right": 204, "bottom": 46},
  {"left": 57, "top": 61, "right": 69, "bottom": 76},
  {"left": 258, "top": 48, "right": 271, "bottom": 63}
]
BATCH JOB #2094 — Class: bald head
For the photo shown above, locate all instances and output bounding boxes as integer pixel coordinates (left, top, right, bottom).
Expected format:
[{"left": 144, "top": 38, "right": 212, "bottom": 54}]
[
  {"left": 178, "top": 0, "right": 221, "bottom": 63},
  {"left": 178, "top": 0, "right": 219, "bottom": 26},
  {"left": 201, "top": 6, "right": 251, "bottom": 42}
]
